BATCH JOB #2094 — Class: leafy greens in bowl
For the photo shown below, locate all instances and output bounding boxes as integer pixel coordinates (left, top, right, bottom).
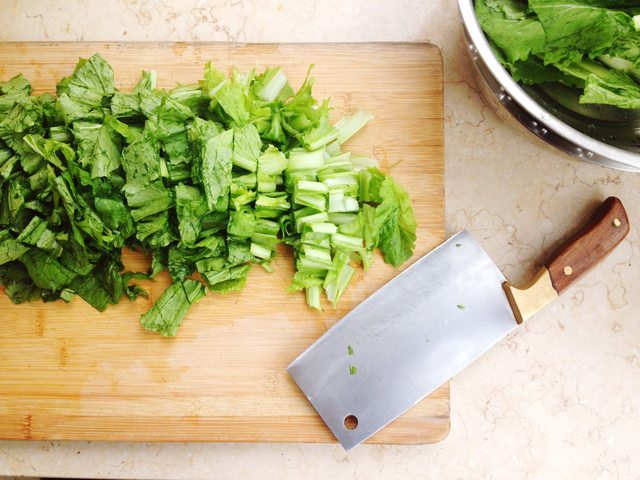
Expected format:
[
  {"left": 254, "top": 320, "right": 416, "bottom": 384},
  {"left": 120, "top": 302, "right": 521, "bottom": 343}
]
[{"left": 476, "top": 0, "right": 640, "bottom": 112}]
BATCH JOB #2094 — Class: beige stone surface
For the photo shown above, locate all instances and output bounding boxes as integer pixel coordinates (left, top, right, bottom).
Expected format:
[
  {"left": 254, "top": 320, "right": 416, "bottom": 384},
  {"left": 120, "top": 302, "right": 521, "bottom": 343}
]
[{"left": 1, "top": 1, "right": 639, "bottom": 479}]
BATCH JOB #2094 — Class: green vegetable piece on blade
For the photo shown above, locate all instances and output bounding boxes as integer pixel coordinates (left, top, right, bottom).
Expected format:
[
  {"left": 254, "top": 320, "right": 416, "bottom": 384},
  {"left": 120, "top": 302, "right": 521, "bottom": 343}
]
[{"left": 140, "top": 279, "right": 206, "bottom": 337}]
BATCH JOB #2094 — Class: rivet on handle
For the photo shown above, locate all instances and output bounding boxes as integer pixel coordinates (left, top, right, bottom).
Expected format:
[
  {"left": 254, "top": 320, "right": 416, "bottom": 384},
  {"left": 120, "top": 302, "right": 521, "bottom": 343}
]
[
  {"left": 613, "top": 218, "right": 622, "bottom": 228},
  {"left": 563, "top": 266, "right": 573, "bottom": 276}
]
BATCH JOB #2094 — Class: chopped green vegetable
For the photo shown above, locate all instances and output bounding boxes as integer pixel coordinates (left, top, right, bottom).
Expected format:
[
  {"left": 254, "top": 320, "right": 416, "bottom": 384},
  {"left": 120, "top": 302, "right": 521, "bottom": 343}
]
[
  {"left": 0, "top": 231, "right": 29, "bottom": 265},
  {"left": 335, "top": 110, "right": 373, "bottom": 144},
  {"left": 0, "top": 54, "right": 418, "bottom": 336},
  {"left": 200, "top": 129, "right": 234, "bottom": 212},
  {"left": 21, "top": 248, "right": 77, "bottom": 291},
  {"left": 361, "top": 170, "right": 417, "bottom": 266},
  {"left": 347, "top": 344, "right": 354, "bottom": 355},
  {"left": 349, "top": 365, "right": 357, "bottom": 375},
  {"left": 140, "top": 279, "right": 206, "bottom": 336}
]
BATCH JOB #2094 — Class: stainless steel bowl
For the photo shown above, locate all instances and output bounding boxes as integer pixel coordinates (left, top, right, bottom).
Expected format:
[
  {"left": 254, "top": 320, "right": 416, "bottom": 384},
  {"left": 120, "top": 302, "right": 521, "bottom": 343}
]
[{"left": 458, "top": 0, "right": 640, "bottom": 172}]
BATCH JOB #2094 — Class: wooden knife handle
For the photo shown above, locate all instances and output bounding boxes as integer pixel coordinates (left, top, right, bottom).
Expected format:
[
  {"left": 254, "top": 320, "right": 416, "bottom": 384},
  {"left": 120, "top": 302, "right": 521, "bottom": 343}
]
[{"left": 545, "top": 197, "right": 629, "bottom": 295}]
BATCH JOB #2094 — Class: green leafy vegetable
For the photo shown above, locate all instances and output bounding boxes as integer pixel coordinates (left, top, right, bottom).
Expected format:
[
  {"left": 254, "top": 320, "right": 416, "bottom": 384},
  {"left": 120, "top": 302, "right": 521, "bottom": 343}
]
[
  {"left": 376, "top": 177, "right": 417, "bottom": 267},
  {"left": 0, "top": 230, "right": 29, "bottom": 265},
  {"left": 140, "top": 279, "right": 206, "bottom": 336},
  {"left": 73, "top": 120, "right": 122, "bottom": 178},
  {"left": 200, "top": 130, "right": 233, "bottom": 212},
  {"left": 0, "top": 54, "right": 418, "bottom": 336},
  {"left": 20, "top": 248, "right": 77, "bottom": 291},
  {"left": 476, "top": 0, "right": 546, "bottom": 64},
  {"left": 476, "top": 0, "right": 640, "bottom": 109},
  {"left": 56, "top": 54, "right": 116, "bottom": 123}
]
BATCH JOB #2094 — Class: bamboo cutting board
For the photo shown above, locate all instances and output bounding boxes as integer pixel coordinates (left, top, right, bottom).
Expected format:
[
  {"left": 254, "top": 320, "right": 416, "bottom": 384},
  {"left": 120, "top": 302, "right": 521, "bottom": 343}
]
[{"left": 0, "top": 43, "right": 446, "bottom": 444}]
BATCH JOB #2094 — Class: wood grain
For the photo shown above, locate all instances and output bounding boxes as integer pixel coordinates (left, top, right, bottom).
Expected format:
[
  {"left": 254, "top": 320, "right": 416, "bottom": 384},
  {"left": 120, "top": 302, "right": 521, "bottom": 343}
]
[
  {"left": 0, "top": 42, "right": 446, "bottom": 444},
  {"left": 546, "top": 197, "right": 630, "bottom": 294}
]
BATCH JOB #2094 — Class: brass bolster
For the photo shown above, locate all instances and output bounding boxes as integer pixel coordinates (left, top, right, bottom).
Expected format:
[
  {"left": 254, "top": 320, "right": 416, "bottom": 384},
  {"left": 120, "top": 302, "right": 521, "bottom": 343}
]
[{"left": 502, "top": 267, "right": 559, "bottom": 324}]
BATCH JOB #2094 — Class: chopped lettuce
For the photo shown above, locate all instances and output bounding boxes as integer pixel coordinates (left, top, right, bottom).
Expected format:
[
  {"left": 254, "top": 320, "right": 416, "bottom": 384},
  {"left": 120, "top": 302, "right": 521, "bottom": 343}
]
[
  {"left": 364, "top": 170, "right": 417, "bottom": 267},
  {"left": 200, "top": 129, "right": 233, "bottom": 212},
  {"left": 140, "top": 279, "right": 206, "bottom": 336},
  {"left": 0, "top": 54, "right": 418, "bottom": 335},
  {"left": 56, "top": 54, "right": 116, "bottom": 123}
]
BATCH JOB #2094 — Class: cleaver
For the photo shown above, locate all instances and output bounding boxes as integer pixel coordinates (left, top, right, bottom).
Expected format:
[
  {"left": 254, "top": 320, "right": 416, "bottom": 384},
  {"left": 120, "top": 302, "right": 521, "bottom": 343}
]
[{"left": 287, "top": 197, "right": 629, "bottom": 451}]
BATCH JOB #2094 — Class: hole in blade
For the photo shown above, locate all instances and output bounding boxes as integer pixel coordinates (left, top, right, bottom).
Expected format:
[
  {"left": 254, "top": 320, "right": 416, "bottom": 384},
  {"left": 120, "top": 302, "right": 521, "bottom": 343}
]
[{"left": 344, "top": 415, "right": 358, "bottom": 430}]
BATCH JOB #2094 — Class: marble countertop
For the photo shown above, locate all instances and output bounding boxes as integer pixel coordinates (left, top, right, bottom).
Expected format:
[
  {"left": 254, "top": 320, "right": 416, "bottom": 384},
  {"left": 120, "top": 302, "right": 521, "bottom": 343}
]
[{"left": 1, "top": 1, "right": 639, "bottom": 479}]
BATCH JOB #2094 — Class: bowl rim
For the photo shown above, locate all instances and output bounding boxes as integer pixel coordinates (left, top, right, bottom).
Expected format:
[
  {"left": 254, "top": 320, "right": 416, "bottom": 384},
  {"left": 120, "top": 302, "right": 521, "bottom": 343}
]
[{"left": 458, "top": 0, "right": 640, "bottom": 171}]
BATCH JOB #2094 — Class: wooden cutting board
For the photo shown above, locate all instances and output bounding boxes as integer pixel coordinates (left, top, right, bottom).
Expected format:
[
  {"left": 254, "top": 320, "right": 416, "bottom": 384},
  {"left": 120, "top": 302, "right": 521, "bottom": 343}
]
[{"left": 0, "top": 42, "right": 446, "bottom": 444}]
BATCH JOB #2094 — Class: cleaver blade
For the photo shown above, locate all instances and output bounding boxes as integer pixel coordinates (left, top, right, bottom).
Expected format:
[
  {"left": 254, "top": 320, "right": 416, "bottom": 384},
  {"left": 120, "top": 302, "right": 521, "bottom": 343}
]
[
  {"left": 287, "top": 198, "right": 629, "bottom": 451},
  {"left": 287, "top": 230, "right": 514, "bottom": 451}
]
